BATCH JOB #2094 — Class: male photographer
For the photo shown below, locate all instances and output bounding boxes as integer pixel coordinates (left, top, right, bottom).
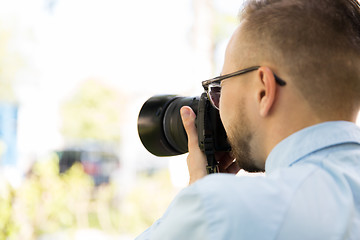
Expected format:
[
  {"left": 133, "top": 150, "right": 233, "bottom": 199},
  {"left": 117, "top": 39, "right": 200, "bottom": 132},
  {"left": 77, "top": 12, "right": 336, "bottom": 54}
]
[{"left": 137, "top": 0, "right": 360, "bottom": 239}]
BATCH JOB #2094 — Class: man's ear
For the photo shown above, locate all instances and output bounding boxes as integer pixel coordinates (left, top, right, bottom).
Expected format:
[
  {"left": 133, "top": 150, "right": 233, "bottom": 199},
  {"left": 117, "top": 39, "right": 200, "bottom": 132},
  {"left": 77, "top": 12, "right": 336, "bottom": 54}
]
[{"left": 257, "top": 67, "right": 277, "bottom": 117}]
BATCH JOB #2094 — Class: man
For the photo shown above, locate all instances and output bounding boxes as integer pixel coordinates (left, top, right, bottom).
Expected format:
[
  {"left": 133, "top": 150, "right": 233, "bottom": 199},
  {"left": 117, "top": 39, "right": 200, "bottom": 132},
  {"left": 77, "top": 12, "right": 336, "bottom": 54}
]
[{"left": 137, "top": 0, "right": 360, "bottom": 239}]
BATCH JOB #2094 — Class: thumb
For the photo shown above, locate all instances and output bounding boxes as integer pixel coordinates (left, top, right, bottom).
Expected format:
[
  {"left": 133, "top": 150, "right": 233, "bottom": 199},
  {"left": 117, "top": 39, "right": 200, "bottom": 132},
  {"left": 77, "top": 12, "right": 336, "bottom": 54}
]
[
  {"left": 181, "top": 106, "right": 207, "bottom": 184},
  {"left": 180, "top": 106, "right": 199, "bottom": 152}
]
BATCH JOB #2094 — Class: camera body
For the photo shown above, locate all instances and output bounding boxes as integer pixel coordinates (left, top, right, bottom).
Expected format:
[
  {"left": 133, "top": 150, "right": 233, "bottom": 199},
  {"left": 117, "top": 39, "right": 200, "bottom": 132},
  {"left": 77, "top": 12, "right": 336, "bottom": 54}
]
[{"left": 137, "top": 92, "right": 231, "bottom": 157}]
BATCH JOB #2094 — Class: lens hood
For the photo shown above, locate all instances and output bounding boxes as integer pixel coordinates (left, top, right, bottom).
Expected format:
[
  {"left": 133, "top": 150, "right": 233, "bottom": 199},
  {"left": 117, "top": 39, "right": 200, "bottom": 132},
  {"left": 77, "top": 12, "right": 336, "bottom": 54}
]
[{"left": 137, "top": 95, "right": 199, "bottom": 156}]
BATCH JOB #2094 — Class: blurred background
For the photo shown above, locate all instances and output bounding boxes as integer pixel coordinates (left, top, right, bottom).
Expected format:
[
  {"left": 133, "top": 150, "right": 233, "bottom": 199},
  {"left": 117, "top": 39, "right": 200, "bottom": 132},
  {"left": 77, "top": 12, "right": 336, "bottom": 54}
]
[{"left": 0, "top": 0, "right": 241, "bottom": 239}]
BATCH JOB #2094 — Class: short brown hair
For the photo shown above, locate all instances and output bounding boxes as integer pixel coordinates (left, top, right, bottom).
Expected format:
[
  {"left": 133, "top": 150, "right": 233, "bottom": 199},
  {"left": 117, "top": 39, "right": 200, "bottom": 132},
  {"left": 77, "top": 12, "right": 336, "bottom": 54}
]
[{"left": 239, "top": 0, "right": 360, "bottom": 117}]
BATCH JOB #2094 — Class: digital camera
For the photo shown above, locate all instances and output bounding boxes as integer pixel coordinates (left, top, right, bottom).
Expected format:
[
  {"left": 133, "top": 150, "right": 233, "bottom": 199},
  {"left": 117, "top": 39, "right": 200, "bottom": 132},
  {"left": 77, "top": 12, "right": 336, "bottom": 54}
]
[{"left": 137, "top": 92, "right": 231, "bottom": 158}]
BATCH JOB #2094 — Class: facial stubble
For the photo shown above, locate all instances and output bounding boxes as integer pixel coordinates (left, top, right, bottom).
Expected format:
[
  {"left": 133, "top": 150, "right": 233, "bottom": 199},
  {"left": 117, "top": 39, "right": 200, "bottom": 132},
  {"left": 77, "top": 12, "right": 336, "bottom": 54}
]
[{"left": 226, "top": 111, "right": 264, "bottom": 173}]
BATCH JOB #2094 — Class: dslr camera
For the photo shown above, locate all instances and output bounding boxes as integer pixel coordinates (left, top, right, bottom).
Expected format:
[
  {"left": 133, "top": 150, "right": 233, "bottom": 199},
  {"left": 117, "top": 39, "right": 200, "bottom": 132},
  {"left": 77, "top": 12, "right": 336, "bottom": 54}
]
[{"left": 137, "top": 92, "right": 231, "bottom": 173}]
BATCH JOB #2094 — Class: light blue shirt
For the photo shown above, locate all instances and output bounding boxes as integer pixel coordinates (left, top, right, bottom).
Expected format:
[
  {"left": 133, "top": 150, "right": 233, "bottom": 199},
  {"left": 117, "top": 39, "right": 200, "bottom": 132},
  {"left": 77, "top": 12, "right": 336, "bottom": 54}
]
[{"left": 136, "top": 121, "right": 360, "bottom": 240}]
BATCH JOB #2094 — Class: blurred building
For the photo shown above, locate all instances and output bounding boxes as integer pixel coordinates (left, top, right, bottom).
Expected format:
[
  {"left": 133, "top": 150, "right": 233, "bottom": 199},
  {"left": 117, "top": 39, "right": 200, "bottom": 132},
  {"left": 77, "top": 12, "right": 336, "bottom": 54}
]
[{"left": 0, "top": 103, "right": 18, "bottom": 166}]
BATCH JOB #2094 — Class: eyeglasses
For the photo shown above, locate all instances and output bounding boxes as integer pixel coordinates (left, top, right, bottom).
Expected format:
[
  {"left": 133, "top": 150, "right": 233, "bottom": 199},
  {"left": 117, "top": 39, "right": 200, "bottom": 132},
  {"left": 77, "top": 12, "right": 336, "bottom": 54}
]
[{"left": 202, "top": 66, "right": 287, "bottom": 110}]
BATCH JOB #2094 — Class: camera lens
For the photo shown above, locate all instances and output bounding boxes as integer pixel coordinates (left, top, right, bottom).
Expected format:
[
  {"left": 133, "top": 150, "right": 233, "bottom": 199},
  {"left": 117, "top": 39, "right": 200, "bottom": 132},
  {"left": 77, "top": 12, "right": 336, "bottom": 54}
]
[{"left": 137, "top": 95, "right": 199, "bottom": 156}]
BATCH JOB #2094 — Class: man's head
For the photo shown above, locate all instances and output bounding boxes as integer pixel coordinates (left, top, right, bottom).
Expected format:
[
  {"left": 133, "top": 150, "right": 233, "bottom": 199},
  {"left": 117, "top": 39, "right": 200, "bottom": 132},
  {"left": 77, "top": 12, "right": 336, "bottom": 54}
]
[{"left": 219, "top": 0, "right": 360, "bottom": 172}]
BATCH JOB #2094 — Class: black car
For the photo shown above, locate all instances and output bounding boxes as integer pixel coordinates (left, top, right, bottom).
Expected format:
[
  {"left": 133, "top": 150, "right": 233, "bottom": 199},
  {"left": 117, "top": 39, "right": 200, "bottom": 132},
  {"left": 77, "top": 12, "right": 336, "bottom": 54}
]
[{"left": 58, "top": 145, "right": 120, "bottom": 186}]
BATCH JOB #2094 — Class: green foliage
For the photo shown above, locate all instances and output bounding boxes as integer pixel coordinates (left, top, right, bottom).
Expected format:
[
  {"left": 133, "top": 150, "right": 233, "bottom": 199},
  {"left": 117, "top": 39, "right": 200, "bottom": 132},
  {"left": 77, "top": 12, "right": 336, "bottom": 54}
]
[
  {"left": 0, "top": 181, "right": 17, "bottom": 239},
  {"left": 0, "top": 155, "right": 178, "bottom": 239},
  {"left": 13, "top": 154, "right": 94, "bottom": 239},
  {"left": 118, "top": 171, "right": 177, "bottom": 235},
  {"left": 61, "top": 79, "right": 123, "bottom": 143}
]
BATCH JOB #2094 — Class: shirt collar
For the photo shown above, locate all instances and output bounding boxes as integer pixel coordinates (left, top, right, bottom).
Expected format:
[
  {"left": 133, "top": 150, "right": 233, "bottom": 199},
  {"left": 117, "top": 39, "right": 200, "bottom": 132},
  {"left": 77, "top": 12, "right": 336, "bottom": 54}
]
[{"left": 265, "top": 121, "right": 360, "bottom": 174}]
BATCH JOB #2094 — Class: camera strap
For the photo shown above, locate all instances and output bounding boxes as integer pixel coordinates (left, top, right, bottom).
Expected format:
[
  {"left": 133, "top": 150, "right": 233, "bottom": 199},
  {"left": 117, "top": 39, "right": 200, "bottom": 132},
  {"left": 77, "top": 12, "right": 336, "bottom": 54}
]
[
  {"left": 203, "top": 101, "right": 219, "bottom": 174},
  {"left": 204, "top": 137, "right": 219, "bottom": 174}
]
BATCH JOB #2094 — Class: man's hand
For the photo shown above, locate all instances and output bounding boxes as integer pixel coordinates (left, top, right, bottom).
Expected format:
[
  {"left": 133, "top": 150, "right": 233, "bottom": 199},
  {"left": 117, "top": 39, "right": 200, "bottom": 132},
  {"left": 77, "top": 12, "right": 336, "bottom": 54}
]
[
  {"left": 180, "top": 106, "right": 240, "bottom": 185},
  {"left": 180, "top": 106, "right": 207, "bottom": 184}
]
